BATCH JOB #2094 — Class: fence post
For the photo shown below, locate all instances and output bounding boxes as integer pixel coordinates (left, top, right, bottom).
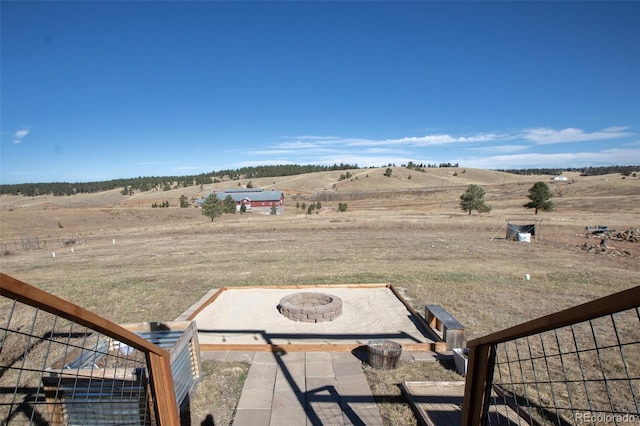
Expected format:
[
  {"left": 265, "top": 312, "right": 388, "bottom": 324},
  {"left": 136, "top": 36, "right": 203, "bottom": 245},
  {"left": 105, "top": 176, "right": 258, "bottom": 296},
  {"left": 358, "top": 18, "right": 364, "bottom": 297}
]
[
  {"left": 147, "top": 352, "right": 180, "bottom": 425},
  {"left": 462, "top": 343, "right": 495, "bottom": 425}
]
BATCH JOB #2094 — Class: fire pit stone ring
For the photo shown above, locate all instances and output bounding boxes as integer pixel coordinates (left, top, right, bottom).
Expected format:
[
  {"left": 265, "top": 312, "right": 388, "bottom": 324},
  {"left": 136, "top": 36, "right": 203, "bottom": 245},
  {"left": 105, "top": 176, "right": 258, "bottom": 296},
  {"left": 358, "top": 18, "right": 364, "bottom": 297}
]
[{"left": 278, "top": 292, "right": 343, "bottom": 323}]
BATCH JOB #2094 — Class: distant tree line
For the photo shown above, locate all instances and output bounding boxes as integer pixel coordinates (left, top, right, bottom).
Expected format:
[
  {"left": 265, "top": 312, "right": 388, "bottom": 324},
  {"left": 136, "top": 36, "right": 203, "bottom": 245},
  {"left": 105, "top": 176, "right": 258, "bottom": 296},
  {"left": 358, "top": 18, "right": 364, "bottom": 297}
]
[
  {"left": 0, "top": 174, "right": 212, "bottom": 197},
  {"left": 2, "top": 163, "right": 636, "bottom": 198},
  {"left": 0, "top": 163, "right": 359, "bottom": 197},
  {"left": 214, "top": 163, "right": 358, "bottom": 180},
  {"left": 404, "top": 161, "right": 459, "bottom": 170},
  {"left": 497, "top": 165, "right": 639, "bottom": 177}
]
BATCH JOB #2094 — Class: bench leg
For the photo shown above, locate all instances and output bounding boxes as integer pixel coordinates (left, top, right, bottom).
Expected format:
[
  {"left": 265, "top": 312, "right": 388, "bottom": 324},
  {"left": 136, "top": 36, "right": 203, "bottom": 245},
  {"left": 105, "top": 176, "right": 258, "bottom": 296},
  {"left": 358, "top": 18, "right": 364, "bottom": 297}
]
[{"left": 444, "top": 328, "right": 465, "bottom": 350}]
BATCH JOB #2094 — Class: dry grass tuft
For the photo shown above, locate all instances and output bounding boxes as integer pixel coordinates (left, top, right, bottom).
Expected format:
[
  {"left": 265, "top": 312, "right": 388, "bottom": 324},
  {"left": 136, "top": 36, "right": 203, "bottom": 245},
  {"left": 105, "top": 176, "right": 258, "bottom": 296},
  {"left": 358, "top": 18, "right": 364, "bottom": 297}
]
[{"left": 187, "top": 361, "right": 250, "bottom": 426}]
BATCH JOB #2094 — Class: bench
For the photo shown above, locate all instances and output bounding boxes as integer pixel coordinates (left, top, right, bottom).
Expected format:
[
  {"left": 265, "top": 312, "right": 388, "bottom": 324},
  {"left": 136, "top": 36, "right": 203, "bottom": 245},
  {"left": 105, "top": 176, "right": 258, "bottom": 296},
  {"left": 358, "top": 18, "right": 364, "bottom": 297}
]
[{"left": 425, "top": 304, "right": 465, "bottom": 351}]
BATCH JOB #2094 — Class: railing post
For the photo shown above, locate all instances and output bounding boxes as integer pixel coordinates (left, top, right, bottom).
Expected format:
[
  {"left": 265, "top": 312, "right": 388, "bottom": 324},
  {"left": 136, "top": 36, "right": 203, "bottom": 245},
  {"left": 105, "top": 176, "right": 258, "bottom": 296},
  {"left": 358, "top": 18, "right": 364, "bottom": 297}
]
[
  {"left": 462, "top": 343, "right": 495, "bottom": 425},
  {"left": 147, "top": 352, "right": 180, "bottom": 425}
]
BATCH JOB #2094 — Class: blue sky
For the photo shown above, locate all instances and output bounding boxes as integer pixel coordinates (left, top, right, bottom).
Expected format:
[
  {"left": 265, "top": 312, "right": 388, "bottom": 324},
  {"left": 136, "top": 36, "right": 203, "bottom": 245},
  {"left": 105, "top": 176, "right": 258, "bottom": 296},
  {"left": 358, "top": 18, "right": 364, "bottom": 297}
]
[{"left": 1, "top": 1, "right": 639, "bottom": 184}]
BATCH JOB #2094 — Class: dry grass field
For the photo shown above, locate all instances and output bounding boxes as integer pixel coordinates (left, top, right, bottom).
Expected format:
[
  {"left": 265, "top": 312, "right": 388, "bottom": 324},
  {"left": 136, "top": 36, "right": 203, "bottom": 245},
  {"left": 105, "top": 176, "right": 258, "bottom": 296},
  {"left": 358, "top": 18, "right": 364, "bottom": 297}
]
[{"left": 1, "top": 167, "right": 639, "bottom": 425}]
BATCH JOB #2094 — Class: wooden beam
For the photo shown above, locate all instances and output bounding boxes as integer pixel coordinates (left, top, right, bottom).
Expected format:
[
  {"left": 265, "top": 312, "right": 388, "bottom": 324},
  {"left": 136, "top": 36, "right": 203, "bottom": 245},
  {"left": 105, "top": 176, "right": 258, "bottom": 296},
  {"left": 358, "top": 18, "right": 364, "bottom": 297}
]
[
  {"left": 218, "top": 283, "right": 391, "bottom": 291},
  {"left": 186, "top": 288, "right": 226, "bottom": 321},
  {"left": 199, "top": 342, "right": 437, "bottom": 353},
  {"left": 388, "top": 284, "right": 440, "bottom": 343}
]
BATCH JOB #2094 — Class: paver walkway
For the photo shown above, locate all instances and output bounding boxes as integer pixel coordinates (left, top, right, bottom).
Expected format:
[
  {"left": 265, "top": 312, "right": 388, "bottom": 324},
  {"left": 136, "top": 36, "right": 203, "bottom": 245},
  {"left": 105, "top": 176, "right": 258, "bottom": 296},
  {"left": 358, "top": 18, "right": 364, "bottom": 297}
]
[{"left": 203, "top": 350, "right": 384, "bottom": 426}]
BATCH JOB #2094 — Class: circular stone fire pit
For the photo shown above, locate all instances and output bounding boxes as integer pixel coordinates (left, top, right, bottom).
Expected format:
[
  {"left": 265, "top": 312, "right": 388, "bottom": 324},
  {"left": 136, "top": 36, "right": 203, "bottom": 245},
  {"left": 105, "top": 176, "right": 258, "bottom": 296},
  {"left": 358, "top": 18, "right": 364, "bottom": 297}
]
[{"left": 278, "top": 292, "right": 343, "bottom": 323}]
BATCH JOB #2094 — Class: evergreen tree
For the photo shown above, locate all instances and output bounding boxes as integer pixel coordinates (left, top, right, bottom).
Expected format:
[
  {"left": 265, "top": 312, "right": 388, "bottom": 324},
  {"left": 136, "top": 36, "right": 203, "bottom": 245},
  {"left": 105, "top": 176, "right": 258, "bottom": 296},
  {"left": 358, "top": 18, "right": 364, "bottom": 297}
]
[
  {"left": 459, "top": 184, "right": 492, "bottom": 215},
  {"left": 223, "top": 195, "right": 236, "bottom": 213},
  {"left": 201, "top": 194, "right": 224, "bottom": 221},
  {"left": 524, "top": 182, "right": 554, "bottom": 214}
]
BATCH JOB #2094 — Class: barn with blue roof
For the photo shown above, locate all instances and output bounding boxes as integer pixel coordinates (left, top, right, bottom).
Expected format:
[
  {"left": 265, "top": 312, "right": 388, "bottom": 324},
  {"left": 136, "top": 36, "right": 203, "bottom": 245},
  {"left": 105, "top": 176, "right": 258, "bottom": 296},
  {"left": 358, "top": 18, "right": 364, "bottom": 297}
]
[{"left": 197, "top": 189, "right": 284, "bottom": 215}]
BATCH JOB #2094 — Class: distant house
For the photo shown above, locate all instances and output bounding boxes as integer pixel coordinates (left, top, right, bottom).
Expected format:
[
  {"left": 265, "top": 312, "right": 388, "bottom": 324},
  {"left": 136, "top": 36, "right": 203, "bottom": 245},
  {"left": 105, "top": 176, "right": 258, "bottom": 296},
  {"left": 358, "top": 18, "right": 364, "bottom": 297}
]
[
  {"left": 552, "top": 175, "right": 568, "bottom": 181},
  {"left": 197, "top": 189, "right": 284, "bottom": 215}
]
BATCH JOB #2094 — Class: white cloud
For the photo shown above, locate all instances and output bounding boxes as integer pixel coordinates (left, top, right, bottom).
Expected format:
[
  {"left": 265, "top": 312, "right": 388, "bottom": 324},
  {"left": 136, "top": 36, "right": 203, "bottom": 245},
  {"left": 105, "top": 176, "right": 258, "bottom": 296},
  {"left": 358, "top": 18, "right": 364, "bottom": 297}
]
[
  {"left": 275, "top": 126, "right": 634, "bottom": 153},
  {"left": 382, "top": 133, "right": 504, "bottom": 146},
  {"left": 340, "top": 133, "right": 505, "bottom": 147},
  {"left": 251, "top": 149, "right": 299, "bottom": 155},
  {"left": 239, "top": 159, "right": 297, "bottom": 167},
  {"left": 241, "top": 125, "right": 636, "bottom": 171},
  {"left": 274, "top": 141, "right": 330, "bottom": 149},
  {"left": 469, "top": 144, "right": 529, "bottom": 154},
  {"left": 364, "top": 148, "right": 407, "bottom": 154},
  {"left": 521, "top": 127, "right": 632, "bottom": 145},
  {"left": 276, "top": 132, "right": 506, "bottom": 150},
  {"left": 13, "top": 128, "right": 30, "bottom": 144},
  {"left": 251, "top": 145, "right": 338, "bottom": 156},
  {"left": 461, "top": 148, "right": 640, "bottom": 170},
  {"left": 602, "top": 126, "right": 630, "bottom": 132},
  {"left": 283, "top": 135, "right": 340, "bottom": 141}
]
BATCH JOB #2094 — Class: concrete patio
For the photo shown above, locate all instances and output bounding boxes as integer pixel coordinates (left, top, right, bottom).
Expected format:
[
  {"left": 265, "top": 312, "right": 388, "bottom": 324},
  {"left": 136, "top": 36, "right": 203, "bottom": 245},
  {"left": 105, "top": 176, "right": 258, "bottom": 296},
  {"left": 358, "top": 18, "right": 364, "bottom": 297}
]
[{"left": 202, "top": 350, "right": 384, "bottom": 425}]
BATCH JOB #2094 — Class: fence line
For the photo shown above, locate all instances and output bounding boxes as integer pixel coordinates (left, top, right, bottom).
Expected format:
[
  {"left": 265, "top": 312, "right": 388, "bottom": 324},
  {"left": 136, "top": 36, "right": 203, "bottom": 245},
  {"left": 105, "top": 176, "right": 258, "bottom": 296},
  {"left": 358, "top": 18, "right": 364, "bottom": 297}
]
[{"left": 1, "top": 234, "right": 91, "bottom": 253}]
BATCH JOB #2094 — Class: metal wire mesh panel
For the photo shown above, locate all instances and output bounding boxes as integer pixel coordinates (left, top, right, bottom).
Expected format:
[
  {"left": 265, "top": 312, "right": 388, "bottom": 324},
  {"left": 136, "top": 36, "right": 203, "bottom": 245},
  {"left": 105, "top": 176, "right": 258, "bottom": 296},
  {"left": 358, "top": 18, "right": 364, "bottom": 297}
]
[
  {"left": 1, "top": 298, "right": 155, "bottom": 425},
  {"left": 489, "top": 307, "right": 640, "bottom": 425}
]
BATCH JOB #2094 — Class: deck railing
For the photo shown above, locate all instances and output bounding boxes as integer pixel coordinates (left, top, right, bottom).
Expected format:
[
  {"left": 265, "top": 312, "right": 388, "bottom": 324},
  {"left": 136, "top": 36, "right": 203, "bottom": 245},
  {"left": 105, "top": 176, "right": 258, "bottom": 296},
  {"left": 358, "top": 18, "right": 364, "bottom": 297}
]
[
  {"left": 0, "top": 273, "right": 179, "bottom": 425},
  {"left": 462, "top": 285, "right": 640, "bottom": 425}
]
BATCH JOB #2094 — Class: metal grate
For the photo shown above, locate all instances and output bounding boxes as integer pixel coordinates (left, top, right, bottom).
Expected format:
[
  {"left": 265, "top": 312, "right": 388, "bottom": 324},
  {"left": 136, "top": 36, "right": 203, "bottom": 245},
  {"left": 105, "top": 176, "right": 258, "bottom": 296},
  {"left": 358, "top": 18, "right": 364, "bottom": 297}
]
[
  {"left": 1, "top": 298, "right": 155, "bottom": 425},
  {"left": 488, "top": 307, "right": 640, "bottom": 425}
]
